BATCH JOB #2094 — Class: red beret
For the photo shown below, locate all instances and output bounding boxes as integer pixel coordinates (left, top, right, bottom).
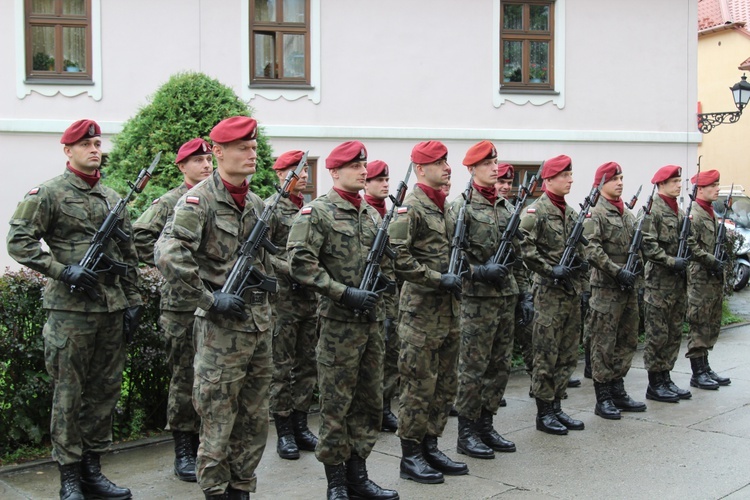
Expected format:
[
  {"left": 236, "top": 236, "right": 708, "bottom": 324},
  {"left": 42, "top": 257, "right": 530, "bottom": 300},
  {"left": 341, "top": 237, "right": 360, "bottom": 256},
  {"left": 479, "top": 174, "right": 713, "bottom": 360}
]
[
  {"left": 273, "top": 150, "right": 305, "bottom": 171},
  {"left": 691, "top": 169, "right": 720, "bottom": 187},
  {"left": 209, "top": 116, "right": 258, "bottom": 144},
  {"left": 651, "top": 165, "right": 682, "bottom": 184},
  {"left": 326, "top": 141, "right": 367, "bottom": 169},
  {"left": 593, "top": 161, "right": 622, "bottom": 187},
  {"left": 497, "top": 163, "right": 514, "bottom": 179},
  {"left": 366, "top": 160, "right": 389, "bottom": 180},
  {"left": 411, "top": 141, "right": 448, "bottom": 164},
  {"left": 463, "top": 141, "right": 497, "bottom": 166},
  {"left": 175, "top": 138, "right": 212, "bottom": 164},
  {"left": 541, "top": 155, "right": 572, "bottom": 179},
  {"left": 60, "top": 119, "right": 101, "bottom": 145}
]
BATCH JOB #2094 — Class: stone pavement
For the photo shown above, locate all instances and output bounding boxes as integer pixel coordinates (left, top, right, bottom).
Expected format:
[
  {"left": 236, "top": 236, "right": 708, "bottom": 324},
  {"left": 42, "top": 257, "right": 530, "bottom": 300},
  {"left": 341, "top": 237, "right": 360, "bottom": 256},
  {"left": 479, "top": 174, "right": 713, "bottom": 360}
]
[{"left": 2, "top": 294, "right": 750, "bottom": 499}]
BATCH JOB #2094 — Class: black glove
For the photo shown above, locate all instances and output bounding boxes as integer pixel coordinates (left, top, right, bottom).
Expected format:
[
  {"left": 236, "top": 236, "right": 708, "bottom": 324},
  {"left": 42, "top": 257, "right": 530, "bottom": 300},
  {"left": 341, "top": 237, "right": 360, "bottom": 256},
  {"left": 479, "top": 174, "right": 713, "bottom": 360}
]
[
  {"left": 123, "top": 305, "right": 144, "bottom": 343},
  {"left": 672, "top": 257, "right": 688, "bottom": 273},
  {"left": 384, "top": 317, "right": 396, "bottom": 342},
  {"left": 210, "top": 292, "right": 248, "bottom": 320},
  {"left": 516, "top": 292, "right": 535, "bottom": 326},
  {"left": 580, "top": 291, "right": 591, "bottom": 309},
  {"left": 59, "top": 265, "right": 98, "bottom": 290},
  {"left": 615, "top": 267, "right": 637, "bottom": 288},
  {"left": 472, "top": 262, "right": 509, "bottom": 285},
  {"left": 439, "top": 273, "right": 462, "bottom": 292},
  {"left": 710, "top": 258, "right": 725, "bottom": 273},
  {"left": 340, "top": 287, "right": 378, "bottom": 311},
  {"left": 575, "top": 259, "right": 590, "bottom": 274},
  {"left": 551, "top": 265, "right": 571, "bottom": 281}
]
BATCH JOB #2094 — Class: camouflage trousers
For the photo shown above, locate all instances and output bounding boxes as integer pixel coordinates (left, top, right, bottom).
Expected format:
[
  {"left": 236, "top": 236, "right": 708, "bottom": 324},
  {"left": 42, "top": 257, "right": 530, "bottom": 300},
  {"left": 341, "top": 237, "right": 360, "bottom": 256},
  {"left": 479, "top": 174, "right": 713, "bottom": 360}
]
[
  {"left": 397, "top": 312, "right": 459, "bottom": 443},
  {"left": 642, "top": 285, "right": 686, "bottom": 372},
  {"left": 269, "top": 298, "right": 318, "bottom": 416},
  {"left": 43, "top": 310, "right": 125, "bottom": 465},
  {"left": 586, "top": 286, "right": 639, "bottom": 383},
  {"left": 383, "top": 318, "right": 400, "bottom": 403},
  {"left": 159, "top": 310, "right": 200, "bottom": 433},
  {"left": 531, "top": 285, "right": 580, "bottom": 402},
  {"left": 455, "top": 295, "right": 517, "bottom": 419},
  {"left": 514, "top": 315, "right": 534, "bottom": 374},
  {"left": 193, "top": 317, "right": 271, "bottom": 495},
  {"left": 685, "top": 280, "right": 723, "bottom": 359},
  {"left": 315, "top": 317, "right": 384, "bottom": 465}
]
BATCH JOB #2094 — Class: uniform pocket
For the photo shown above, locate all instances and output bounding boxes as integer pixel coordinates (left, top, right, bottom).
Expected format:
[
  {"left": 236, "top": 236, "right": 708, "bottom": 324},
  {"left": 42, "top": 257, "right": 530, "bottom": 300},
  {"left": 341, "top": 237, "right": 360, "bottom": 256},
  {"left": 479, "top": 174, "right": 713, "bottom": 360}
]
[
  {"left": 204, "top": 212, "right": 240, "bottom": 261},
  {"left": 193, "top": 358, "right": 242, "bottom": 424},
  {"left": 60, "top": 198, "right": 88, "bottom": 221}
]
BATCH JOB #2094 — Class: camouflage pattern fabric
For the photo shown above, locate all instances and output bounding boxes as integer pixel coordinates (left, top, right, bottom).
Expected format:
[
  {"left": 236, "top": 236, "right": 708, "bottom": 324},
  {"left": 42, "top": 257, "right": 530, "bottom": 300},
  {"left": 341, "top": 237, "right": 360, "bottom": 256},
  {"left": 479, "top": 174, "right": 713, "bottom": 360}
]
[
  {"left": 383, "top": 314, "right": 401, "bottom": 404},
  {"left": 160, "top": 310, "right": 200, "bottom": 433},
  {"left": 133, "top": 183, "right": 188, "bottom": 266}
]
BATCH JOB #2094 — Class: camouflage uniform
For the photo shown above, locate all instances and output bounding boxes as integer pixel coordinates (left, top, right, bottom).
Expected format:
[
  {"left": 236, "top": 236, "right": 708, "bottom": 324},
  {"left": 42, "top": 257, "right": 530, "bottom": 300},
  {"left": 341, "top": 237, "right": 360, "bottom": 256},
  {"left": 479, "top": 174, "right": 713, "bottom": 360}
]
[
  {"left": 287, "top": 189, "right": 391, "bottom": 465},
  {"left": 154, "top": 170, "right": 273, "bottom": 495},
  {"left": 388, "top": 187, "right": 459, "bottom": 442},
  {"left": 583, "top": 199, "right": 640, "bottom": 383},
  {"left": 383, "top": 286, "right": 401, "bottom": 405},
  {"left": 7, "top": 168, "right": 142, "bottom": 465},
  {"left": 519, "top": 193, "right": 586, "bottom": 402}
]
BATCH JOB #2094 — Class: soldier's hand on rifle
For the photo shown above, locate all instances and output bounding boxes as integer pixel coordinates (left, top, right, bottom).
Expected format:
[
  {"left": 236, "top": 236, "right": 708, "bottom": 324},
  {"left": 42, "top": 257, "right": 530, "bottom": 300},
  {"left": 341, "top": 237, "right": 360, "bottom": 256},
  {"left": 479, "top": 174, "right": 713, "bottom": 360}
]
[
  {"left": 551, "top": 265, "right": 571, "bottom": 281},
  {"left": 580, "top": 291, "right": 591, "bottom": 309},
  {"left": 616, "top": 268, "right": 637, "bottom": 288},
  {"left": 60, "top": 264, "right": 98, "bottom": 291},
  {"left": 341, "top": 287, "right": 378, "bottom": 311},
  {"left": 210, "top": 292, "right": 248, "bottom": 320},
  {"left": 123, "top": 305, "right": 144, "bottom": 343},
  {"left": 472, "top": 262, "right": 509, "bottom": 285},
  {"left": 710, "top": 258, "right": 725, "bottom": 274},
  {"left": 516, "top": 292, "right": 535, "bottom": 326},
  {"left": 672, "top": 257, "right": 688, "bottom": 273},
  {"left": 439, "top": 273, "right": 462, "bottom": 292}
]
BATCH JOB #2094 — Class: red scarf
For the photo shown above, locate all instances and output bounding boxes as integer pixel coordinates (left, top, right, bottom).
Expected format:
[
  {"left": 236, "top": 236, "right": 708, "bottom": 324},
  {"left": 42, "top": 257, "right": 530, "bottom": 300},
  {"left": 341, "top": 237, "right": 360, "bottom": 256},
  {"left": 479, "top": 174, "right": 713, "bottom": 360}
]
[
  {"left": 333, "top": 188, "right": 362, "bottom": 209},
  {"left": 544, "top": 189, "right": 567, "bottom": 214},
  {"left": 289, "top": 193, "right": 304, "bottom": 209},
  {"left": 416, "top": 183, "right": 447, "bottom": 212},
  {"left": 185, "top": 182, "right": 195, "bottom": 189},
  {"left": 696, "top": 198, "right": 715, "bottom": 219},
  {"left": 658, "top": 193, "right": 678, "bottom": 214},
  {"left": 222, "top": 178, "right": 249, "bottom": 210},
  {"left": 473, "top": 182, "right": 497, "bottom": 206},
  {"left": 67, "top": 162, "right": 100, "bottom": 188},
  {"left": 605, "top": 197, "right": 624, "bottom": 215},
  {"left": 364, "top": 194, "right": 387, "bottom": 217}
]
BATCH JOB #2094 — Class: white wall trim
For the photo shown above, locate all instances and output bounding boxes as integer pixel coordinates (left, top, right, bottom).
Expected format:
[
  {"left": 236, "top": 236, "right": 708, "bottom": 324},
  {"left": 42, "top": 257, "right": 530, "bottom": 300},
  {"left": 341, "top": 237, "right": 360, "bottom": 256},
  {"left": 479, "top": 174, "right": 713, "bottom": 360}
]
[
  {"left": 240, "top": 0, "right": 321, "bottom": 104},
  {"left": 15, "top": 0, "right": 103, "bottom": 101}
]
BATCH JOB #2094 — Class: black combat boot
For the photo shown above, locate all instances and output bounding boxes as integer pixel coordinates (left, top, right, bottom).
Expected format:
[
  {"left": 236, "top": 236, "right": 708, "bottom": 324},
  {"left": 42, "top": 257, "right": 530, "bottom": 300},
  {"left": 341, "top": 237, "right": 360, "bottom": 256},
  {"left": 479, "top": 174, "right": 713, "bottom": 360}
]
[
  {"left": 583, "top": 342, "right": 592, "bottom": 379},
  {"left": 476, "top": 408, "right": 516, "bottom": 452},
  {"left": 610, "top": 378, "right": 647, "bottom": 412},
  {"left": 273, "top": 413, "right": 300, "bottom": 460},
  {"left": 291, "top": 409, "right": 319, "bottom": 451},
  {"left": 663, "top": 371, "right": 692, "bottom": 399},
  {"left": 226, "top": 485, "right": 250, "bottom": 499},
  {"left": 172, "top": 431, "right": 197, "bottom": 482},
  {"left": 80, "top": 451, "right": 131, "bottom": 499},
  {"left": 422, "top": 435, "right": 468, "bottom": 475},
  {"left": 567, "top": 377, "right": 582, "bottom": 388},
  {"left": 324, "top": 463, "right": 349, "bottom": 500},
  {"left": 346, "top": 454, "right": 399, "bottom": 499},
  {"left": 689, "top": 357, "right": 720, "bottom": 390},
  {"left": 58, "top": 462, "right": 85, "bottom": 500},
  {"left": 399, "top": 439, "right": 443, "bottom": 484},
  {"left": 552, "top": 399, "right": 585, "bottom": 430},
  {"left": 645, "top": 371, "right": 679, "bottom": 403},
  {"left": 203, "top": 490, "right": 229, "bottom": 499},
  {"left": 456, "top": 416, "right": 495, "bottom": 459},
  {"left": 594, "top": 381, "right": 621, "bottom": 420},
  {"left": 534, "top": 398, "right": 567, "bottom": 435},
  {"left": 380, "top": 401, "right": 398, "bottom": 432},
  {"left": 705, "top": 354, "right": 731, "bottom": 386}
]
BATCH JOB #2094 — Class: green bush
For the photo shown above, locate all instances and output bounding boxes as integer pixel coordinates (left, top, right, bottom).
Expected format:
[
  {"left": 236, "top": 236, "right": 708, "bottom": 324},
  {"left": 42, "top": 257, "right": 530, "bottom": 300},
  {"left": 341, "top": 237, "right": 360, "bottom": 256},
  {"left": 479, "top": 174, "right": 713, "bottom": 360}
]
[{"left": 104, "top": 71, "right": 276, "bottom": 219}]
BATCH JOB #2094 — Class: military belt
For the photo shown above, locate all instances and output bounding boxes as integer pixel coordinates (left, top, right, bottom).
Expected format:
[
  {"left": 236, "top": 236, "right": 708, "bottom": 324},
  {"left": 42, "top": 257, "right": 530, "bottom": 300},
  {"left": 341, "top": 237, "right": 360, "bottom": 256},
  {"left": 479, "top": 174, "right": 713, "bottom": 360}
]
[{"left": 246, "top": 290, "right": 267, "bottom": 306}]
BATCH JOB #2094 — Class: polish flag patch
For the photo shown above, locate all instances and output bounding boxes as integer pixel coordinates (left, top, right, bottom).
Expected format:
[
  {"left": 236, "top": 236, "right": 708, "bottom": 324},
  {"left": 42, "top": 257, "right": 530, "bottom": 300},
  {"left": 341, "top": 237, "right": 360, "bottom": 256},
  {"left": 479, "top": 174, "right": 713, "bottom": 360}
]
[
  {"left": 28, "top": 187, "right": 40, "bottom": 195},
  {"left": 186, "top": 196, "right": 200, "bottom": 205},
  {"left": 527, "top": 208, "right": 536, "bottom": 213},
  {"left": 397, "top": 206, "right": 408, "bottom": 214},
  {"left": 151, "top": 197, "right": 161, "bottom": 205},
  {"left": 585, "top": 212, "right": 592, "bottom": 218},
  {"left": 689, "top": 215, "right": 693, "bottom": 220},
  {"left": 301, "top": 206, "right": 313, "bottom": 215}
]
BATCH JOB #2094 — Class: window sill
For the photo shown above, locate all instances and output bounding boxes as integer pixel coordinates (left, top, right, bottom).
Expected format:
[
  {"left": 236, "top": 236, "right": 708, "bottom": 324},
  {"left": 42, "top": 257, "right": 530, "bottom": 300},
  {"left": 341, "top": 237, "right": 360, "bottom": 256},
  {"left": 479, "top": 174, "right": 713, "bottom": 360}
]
[
  {"left": 24, "top": 78, "right": 94, "bottom": 86},
  {"left": 499, "top": 86, "right": 559, "bottom": 96},
  {"left": 249, "top": 83, "right": 315, "bottom": 90}
]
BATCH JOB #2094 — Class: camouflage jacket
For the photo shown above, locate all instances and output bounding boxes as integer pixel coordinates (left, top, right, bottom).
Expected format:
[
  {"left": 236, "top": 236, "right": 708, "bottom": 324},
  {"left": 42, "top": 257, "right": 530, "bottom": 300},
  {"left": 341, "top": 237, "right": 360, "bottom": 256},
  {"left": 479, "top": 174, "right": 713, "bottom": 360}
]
[
  {"left": 287, "top": 189, "right": 393, "bottom": 322},
  {"left": 687, "top": 202, "right": 722, "bottom": 287},
  {"left": 388, "top": 186, "right": 459, "bottom": 317},
  {"left": 640, "top": 194, "right": 686, "bottom": 290},
  {"left": 583, "top": 198, "right": 636, "bottom": 289},
  {"left": 449, "top": 188, "right": 527, "bottom": 297},
  {"left": 518, "top": 193, "right": 587, "bottom": 295},
  {"left": 7, "top": 167, "right": 142, "bottom": 313},
  {"left": 154, "top": 170, "right": 273, "bottom": 331},
  {"left": 132, "top": 183, "right": 189, "bottom": 266}
]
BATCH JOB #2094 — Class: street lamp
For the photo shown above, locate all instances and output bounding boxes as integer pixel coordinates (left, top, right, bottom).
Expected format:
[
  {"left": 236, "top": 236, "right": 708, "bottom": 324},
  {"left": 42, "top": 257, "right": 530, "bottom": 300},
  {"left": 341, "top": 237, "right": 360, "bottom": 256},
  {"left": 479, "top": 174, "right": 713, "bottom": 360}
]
[{"left": 697, "top": 74, "right": 750, "bottom": 133}]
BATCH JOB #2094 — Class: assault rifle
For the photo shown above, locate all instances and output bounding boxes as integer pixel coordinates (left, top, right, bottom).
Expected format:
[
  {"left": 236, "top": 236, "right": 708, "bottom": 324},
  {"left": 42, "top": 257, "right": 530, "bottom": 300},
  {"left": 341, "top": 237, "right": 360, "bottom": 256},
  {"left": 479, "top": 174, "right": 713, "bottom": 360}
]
[
  {"left": 626, "top": 185, "right": 642, "bottom": 210},
  {"left": 676, "top": 159, "right": 701, "bottom": 269},
  {"left": 621, "top": 184, "right": 657, "bottom": 289},
  {"left": 553, "top": 175, "right": 607, "bottom": 291},
  {"left": 72, "top": 152, "right": 161, "bottom": 300},
  {"left": 491, "top": 167, "right": 541, "bottom": 268},
  {"left": 712, "top": 184, "right": 734, "bottom": 277},
  {"left": 221, "top": 151, "right": 309, "bottom": 297},
  {"left": 447, "top": 175, "right": 474, "bottom": 299},
  {"left": 355, "top": 163, "right": 413, "bottom": 319}
]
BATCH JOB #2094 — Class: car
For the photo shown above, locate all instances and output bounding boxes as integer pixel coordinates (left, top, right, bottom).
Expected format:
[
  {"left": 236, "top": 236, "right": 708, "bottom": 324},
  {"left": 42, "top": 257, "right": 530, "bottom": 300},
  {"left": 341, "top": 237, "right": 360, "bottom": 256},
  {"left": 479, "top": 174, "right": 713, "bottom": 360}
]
[{"left": 713, "top": 186, "right": 750, "bottom": 291}]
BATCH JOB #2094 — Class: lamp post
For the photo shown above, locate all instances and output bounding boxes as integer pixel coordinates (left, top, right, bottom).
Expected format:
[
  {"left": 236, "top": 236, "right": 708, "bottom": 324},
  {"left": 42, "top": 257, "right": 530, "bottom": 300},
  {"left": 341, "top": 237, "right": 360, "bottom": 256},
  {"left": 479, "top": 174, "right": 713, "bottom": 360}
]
[{"left": 697, "top": 74, "right": 750, "bottom": 133}]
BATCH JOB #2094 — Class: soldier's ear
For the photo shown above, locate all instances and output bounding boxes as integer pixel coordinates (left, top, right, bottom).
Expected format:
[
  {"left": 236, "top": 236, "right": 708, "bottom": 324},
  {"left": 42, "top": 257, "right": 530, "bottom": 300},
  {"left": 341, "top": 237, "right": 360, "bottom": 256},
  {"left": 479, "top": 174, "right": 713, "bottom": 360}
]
[{"left": 63, "top": 145, "right": 73, "bottom": 159}]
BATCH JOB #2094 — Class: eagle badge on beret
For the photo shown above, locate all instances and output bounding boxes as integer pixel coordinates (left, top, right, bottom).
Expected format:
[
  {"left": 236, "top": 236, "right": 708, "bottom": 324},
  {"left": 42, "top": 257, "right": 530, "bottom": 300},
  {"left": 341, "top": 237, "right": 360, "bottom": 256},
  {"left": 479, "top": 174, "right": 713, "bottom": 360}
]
[{"left": 88, "top": 125, "right": 96, "bottom": 136}]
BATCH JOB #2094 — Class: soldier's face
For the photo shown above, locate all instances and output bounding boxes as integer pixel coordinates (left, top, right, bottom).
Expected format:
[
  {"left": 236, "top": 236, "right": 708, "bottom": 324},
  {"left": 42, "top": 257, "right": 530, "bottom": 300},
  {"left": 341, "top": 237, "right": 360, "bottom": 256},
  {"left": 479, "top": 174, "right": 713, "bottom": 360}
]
[
  {"left": 601, "top": 174, "right": 624, "bottom": 199},
  {"left": 545, "top": 170, "right": 573, "bottom": 196},
  {"left": 698, "top": 181, "right": 720, "bottom": 202},
  {"left": 471, "top": 158, "right": 498, "bottom": 187},
  {"left": 332, "top": 161, "right": 367, "bottom": 192},
  {"left": 365, "top": 176, "right": 389, "bottom": 200},
  {"left": 178, "top": 154, "right": 214, "bottom": 186},
  {"left": 64, "top": 137, "right": 102, "bottom": 174},
  {"left": 277, "top": 165, "right": 308, "bottom": 194},
  {"left": 658, "top": 177, "right": 682, "bottom": 198},
  {"left": 418, "top": 158, "right": 450, "bottom": 189},
  {"left": 441, "top": 181, "right": 451, "bottom": 196},
  {"left": 495, "top": 178, "right": 513, "bottom": 198},
  {"left": 214, "top": 140, "right": 257, "bottom": 180}
]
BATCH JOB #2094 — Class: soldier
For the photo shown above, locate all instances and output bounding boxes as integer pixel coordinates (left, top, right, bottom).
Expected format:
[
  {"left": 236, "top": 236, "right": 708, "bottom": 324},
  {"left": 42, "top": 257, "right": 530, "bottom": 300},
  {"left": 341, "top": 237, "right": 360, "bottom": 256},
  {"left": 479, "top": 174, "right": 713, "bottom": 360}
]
[
  {"left": 640, "top": 165, "right": 692, "bottom": 403},
  {"left": 7, "top": 119, "right": 142, "bottom": 500},
  {"left": 519, "top": 154, "right": 587, "bottom": 436},
  {"left": 684, "top": 169, "right": 731, "bottom": 389},
  {"left": 154, "top": 116, "right": 273, "bottom": 499},
  {"left": 265, "top": 150, "right": 319, "bottom": 459},
  {"left": 363, "top": 160, "right": 400, "bottom": 433},
  {"left": 287, "top": 141, "right": 398, "bottom": 500},
  {"left": 388, "top": 141, "right": 466, "bottom": 484},
  {"left": 582, "top": 162, "right": 647, "bottom": 420},
  {"left": 132, "top": 137, "right": 213, "bottom": 481}
]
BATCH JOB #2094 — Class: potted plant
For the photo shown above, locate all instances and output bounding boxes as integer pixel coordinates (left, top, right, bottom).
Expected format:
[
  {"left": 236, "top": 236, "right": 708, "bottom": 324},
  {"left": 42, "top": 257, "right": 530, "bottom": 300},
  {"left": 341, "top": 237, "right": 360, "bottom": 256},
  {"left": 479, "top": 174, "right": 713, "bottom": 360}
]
[
  {"left": 32, "top": 52, "right": 54, "bottom": 71},
  {"left": 529, "top": 63, "right": 547, "bottom": 83},
  {"left": 64, "top": 59, "right": 80, "bottom": 72}
]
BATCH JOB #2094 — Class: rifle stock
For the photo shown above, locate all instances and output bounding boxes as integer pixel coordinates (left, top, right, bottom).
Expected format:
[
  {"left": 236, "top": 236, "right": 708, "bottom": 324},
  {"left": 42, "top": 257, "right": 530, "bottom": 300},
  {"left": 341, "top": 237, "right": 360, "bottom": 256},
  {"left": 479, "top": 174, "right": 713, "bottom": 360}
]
[
  {"left": 621, "top": 184, "right": 657, "bottom": 289},
  {"left": 447, "top": 176, "right": 473, "bottom": 299}
]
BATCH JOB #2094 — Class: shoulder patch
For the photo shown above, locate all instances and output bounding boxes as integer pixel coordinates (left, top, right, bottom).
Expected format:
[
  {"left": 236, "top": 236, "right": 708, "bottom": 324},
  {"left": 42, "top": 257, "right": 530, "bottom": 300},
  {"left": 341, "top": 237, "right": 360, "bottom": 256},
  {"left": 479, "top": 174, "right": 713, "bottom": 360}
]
[
  {"left": 585, "top": 212, "right": 592, "bottom": 218},
  {"left": 151, "top": 197, "right": 161, "bottom": 205},
  {"left": 28, "top": 187, "right": 40, "bottom": 195},
  {"left": 527, "top": 208, "right": 536, "bottom": 213},
  {"left": 397, "top": 206, "right": 408, "bottom": 214},
  {"left": 689, "top": 214, "right": 693, "bottom": 220},
  {"left": 186, "top": 196, "right": 200, "bottom": 205},
  {"left": 301, "top": 206, "right": 313, "bottom": 215}
]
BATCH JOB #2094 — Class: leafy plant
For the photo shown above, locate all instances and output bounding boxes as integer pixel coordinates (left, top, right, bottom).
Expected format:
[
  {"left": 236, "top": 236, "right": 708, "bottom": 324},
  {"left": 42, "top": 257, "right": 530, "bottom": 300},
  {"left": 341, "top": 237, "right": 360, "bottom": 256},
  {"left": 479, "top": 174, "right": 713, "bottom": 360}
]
[{"left": 32, "top": 52, "right": 54, "bottom": 71}]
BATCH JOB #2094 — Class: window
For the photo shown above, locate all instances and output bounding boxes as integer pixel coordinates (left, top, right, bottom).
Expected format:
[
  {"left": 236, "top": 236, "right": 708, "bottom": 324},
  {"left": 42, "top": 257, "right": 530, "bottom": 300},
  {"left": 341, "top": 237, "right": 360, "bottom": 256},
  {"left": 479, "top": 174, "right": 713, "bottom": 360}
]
[
  {"left": 250, "top": 0, "right": 310, "bottom": 86},
  {"left": 509, "top": 163, "right": 544, "bottom": 202},
  {"left": 500, "top": 1, "right": 554, "bottom": 90},
  {"left": 25, "top": 0, "right": 92, "bottom": 81}
]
